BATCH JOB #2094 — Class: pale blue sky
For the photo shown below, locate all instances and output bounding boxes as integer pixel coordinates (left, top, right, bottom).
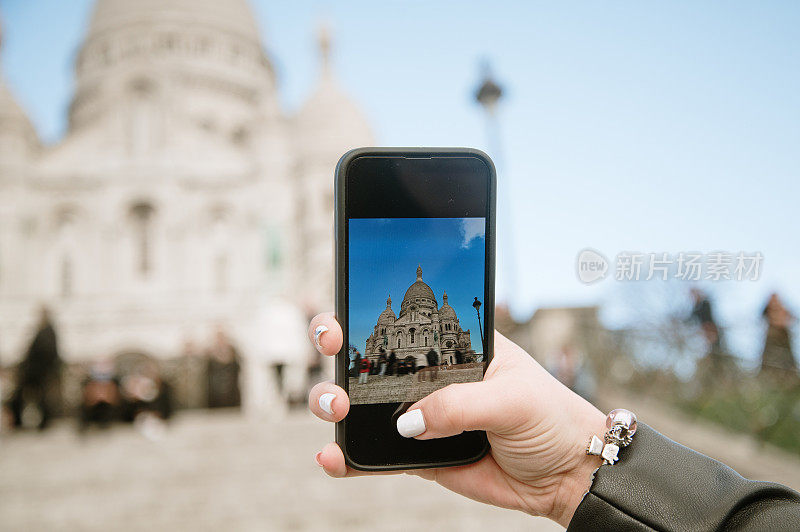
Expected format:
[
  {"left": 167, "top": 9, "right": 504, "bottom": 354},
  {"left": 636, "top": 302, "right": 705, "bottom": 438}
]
[{"left": 2, "top": 1, "right": 799, "bottom": 362}]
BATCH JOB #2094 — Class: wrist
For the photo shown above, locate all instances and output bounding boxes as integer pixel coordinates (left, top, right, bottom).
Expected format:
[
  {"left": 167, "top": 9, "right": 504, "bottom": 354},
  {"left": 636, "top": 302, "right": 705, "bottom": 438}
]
[{"left": 549, "top": 405, "right": 607, "bottom": 528}]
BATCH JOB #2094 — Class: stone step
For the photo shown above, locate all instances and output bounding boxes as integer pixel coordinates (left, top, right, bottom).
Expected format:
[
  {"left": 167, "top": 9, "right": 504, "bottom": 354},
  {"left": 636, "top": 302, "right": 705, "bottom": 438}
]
[{"left": 348, "top": 365, "right": 484, "bottom": 404}]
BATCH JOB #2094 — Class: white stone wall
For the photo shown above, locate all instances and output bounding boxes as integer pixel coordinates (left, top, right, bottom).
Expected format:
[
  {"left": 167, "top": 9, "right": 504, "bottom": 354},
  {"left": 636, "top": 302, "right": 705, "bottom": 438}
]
[{"left": 0, "top": 0, "right": 373, "bottom": 412}]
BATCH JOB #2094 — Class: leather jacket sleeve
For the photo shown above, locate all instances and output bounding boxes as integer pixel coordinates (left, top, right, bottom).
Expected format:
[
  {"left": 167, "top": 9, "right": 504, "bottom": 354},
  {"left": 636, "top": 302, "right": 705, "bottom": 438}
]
[{"left": 567, "top": 423, "right": 800, "bottom": 531}]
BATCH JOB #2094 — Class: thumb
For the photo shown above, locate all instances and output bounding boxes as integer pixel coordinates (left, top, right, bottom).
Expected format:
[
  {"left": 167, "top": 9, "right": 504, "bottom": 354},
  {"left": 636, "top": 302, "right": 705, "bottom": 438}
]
[{"left": 396, "top": 381, "right": 501, "bottom": 440}]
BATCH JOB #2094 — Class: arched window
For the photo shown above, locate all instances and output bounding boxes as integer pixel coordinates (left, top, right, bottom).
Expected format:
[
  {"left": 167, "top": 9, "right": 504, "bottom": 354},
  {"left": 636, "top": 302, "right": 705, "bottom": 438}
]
[
  {"left": 409, "top": 328, "right": 415, "bottom": 344},
  {"left": 130, "top": 202, "right": 155, "bottom": 277},
  {"left": 397, "top": 336, "right": 401, "bottom": 348}
]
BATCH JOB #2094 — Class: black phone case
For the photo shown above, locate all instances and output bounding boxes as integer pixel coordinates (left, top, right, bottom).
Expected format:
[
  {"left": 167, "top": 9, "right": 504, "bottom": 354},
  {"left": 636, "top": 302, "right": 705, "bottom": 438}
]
[{"left": 334, "top": 147, "right": 497, "bottom": 471}]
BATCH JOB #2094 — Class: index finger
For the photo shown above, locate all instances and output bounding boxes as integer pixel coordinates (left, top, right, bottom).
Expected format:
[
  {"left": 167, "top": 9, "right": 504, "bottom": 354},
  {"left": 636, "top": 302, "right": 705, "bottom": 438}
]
[{"left": 307, "top": 312, "right": 344, "bottom": 356}]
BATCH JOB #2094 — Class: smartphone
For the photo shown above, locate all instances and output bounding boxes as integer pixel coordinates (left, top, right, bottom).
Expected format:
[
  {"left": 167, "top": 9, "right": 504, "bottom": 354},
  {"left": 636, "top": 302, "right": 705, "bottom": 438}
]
[{"left": 334, "top": 148, "right": 496, "bottom": 471}]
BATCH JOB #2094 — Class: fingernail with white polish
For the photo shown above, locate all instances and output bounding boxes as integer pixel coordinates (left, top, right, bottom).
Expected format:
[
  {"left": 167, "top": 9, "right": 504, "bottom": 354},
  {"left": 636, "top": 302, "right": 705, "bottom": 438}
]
[
  {"left": 319, "top": 393, "right": 336, "bottom": 415},
  {"left": 397, "top": 409, "right": 426, "bottom": 438},
  {"left": 314, "top": 325, "right": 329, "bottom": 350}
]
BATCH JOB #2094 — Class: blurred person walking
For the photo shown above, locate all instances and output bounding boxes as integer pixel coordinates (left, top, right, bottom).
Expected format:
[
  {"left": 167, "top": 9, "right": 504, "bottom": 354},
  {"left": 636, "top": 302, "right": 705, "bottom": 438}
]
[
  {"left": 405, "top": 355, "right": 417, "bottom": 375},
  {"left": 358, "top": 356, "right": 370, "bottom": 384},
  {"left": 349, "top": 347, "right": 361, "bottom": 378},
  {"left": 9, "top": 307, "right": 62, "bottom": 430},
  {"left": 206, "top": 327, "right": 241, "bottom": 409},
  {"left": 688, "top": 288, "right": 730, "bottom": 378},
  {"left": 377, "top": 350, "right": 388, "bottom": 376},
  {"left": 760, "top": 293, "right": 797, "bottom": 377},
  {"left": 420, "top": 348, "right": 439, "bottom": 382},
  {"left": 756, "top": 293, "right": 798, "bottom": 444}
]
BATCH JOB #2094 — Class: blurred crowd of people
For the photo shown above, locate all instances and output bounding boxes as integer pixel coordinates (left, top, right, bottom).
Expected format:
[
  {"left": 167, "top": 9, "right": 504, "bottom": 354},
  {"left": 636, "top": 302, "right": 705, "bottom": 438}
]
[
  {"left": 1, "top": 308, "right": 244, "bottom": 438},
  {"left": 348, "top": 346, "right": 476, "bottom": 385},
  {"left": 3, "top": 290, "right": 795, "bottom": 439}
]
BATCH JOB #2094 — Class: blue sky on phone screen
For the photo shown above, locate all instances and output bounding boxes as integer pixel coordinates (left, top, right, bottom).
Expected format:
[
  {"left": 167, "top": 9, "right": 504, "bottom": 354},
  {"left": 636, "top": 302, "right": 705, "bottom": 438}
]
[{"left": 349, "top": 218, "right": 485, "bottom": 354}]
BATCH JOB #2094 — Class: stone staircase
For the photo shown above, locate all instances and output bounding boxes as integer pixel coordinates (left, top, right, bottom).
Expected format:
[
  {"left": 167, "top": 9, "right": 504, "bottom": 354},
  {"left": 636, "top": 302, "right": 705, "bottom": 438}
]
[{"left": 348, "top": 364, "right": 484, "bottom": 404}]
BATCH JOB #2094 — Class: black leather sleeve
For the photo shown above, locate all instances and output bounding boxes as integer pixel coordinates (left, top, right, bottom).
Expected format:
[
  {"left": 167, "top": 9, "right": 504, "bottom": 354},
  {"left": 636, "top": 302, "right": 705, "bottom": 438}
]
[{"left": 567, "top": 423, "right": 800, "bottom": 531}]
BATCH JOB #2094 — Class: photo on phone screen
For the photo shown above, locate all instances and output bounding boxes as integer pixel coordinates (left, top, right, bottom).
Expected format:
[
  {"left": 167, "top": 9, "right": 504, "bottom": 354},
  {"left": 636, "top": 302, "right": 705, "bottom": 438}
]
[{"left": 348, "top": 217, "right": 486, "bottom": 405}]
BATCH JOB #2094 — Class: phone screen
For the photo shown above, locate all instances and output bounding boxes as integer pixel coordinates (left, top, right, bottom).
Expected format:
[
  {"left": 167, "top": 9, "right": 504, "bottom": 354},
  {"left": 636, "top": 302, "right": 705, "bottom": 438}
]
[
  {"left": 338, "top": 152, "right": 494, "bottom": 469},
  {"left": 348, "top": 218, "right": 486, "bottom": 405}
]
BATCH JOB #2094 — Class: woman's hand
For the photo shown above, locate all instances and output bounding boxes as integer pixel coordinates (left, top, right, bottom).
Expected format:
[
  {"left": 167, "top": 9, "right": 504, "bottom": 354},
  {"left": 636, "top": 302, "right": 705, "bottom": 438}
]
[{"left": 307, "top": 313, "right": 607, "bottom": 527}]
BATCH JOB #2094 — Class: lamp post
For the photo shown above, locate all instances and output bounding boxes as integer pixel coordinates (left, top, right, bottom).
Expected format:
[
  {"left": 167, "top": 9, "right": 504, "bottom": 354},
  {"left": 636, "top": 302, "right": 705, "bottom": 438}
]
[
  {"left": 472, "top": 297, "right": 484, "bottom": 348},
  {"left": 475, "top": 60, "right": 503, "bottom": 163},
  {"left": 475, "top": 61, "right": 516, "bottom": 309}
]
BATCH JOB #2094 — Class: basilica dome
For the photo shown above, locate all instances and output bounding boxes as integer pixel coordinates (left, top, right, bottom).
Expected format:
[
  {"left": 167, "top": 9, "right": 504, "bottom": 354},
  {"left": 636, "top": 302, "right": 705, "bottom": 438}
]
[
  {"left": 403, "top": 280, "right": 436, "bottom": 305},
  {"left": 438, "top": 292, "right": 457, "bottom": 320},
  {"left": 294, "top": 26, "right": 372, "bottom": 158},
  {"left": 401, "top": 266, "right": 437, "bottom": 309},
  {"left": 70, "top": 0, "right": 273, "bottom": 133},
  {"left": 87, "top": 0, "right": 261, "bottom": 43},
  {"left": 377, "top": 296, "right": 396, "bottom": 323}
]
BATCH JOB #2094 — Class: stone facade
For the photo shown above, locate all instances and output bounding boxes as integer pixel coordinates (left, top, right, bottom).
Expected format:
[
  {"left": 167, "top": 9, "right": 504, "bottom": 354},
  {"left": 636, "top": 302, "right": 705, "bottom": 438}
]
[
  {"left": 0, "top": 0, "right": 373, "bottom": 412},
  {"left": 364, "top": 266, "right": 473, "bottom": 366}
]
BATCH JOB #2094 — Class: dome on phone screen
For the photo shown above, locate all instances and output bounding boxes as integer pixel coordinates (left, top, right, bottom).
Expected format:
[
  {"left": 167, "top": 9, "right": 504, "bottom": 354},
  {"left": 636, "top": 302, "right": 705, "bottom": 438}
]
[
  {"left": 378, "top": 295, "right": 396, "bottom": 323},
  {"left": 439, "top": 292, "right": 457, "bottom": 320},
  {"left": 402, "top": 281, "right": 436, "bottom": 307},
  {"left": 401, "top": 265, "right": 437, "bottom": 310}
]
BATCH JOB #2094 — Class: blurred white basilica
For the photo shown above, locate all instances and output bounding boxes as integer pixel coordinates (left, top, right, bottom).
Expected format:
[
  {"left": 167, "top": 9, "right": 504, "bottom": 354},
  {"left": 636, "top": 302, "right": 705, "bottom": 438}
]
[{"left": 0, "top": 0, "right": 372, "bottom": 409}]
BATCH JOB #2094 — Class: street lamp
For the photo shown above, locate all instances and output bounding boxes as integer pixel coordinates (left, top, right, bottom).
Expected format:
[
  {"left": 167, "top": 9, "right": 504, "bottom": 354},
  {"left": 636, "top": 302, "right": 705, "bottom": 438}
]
[
  {"left": 472, "top": 297, "right": 484, "bottom": 348},
  {"left": 474, "top": 61, "right": 503, "bottom": 154},
  {"left": 474, "top": 62, "right": 516, "bottom": 309},
  {"left": 475, "top": 62, "right": 503, "bottom": 112}
]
